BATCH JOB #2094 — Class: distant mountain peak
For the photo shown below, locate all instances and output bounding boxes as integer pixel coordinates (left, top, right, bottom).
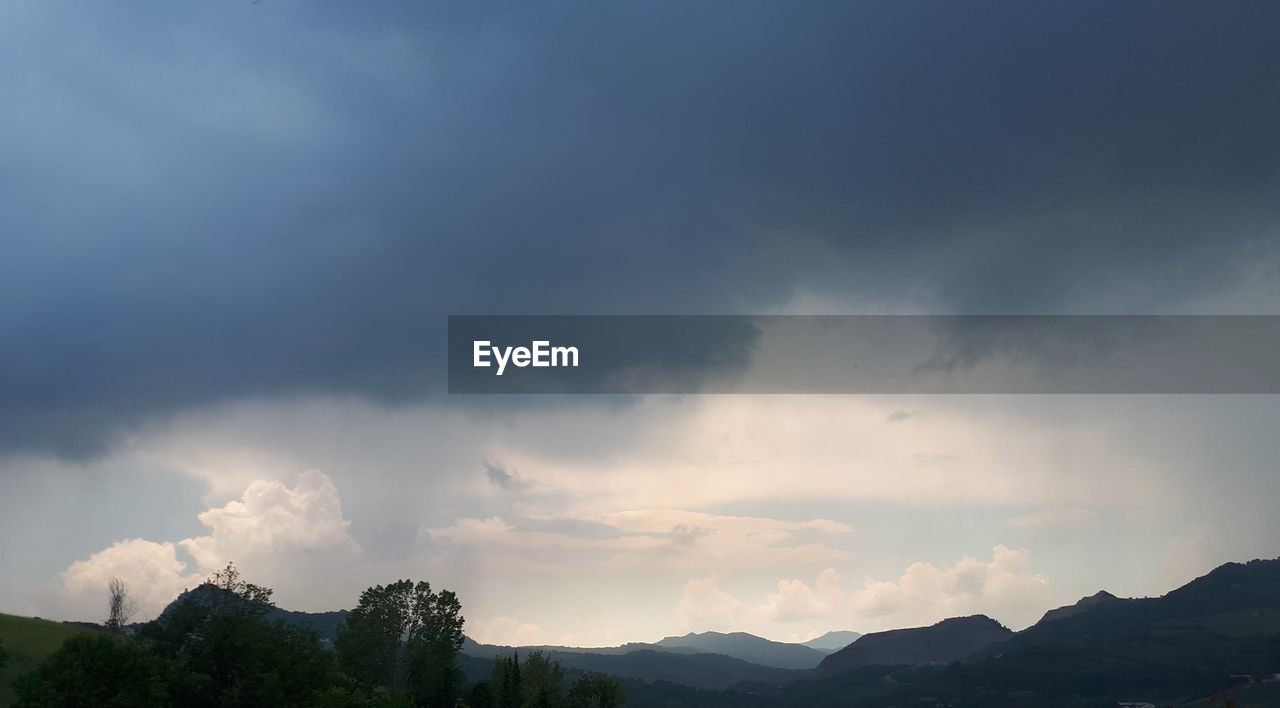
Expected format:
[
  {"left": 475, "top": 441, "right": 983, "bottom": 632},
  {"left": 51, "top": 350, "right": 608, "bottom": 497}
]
[
  {"left": 800, "top": 630, "right": 862, "bottom": 653},
  {"left": 1035, "top": 589, "right": 1122, "bottom": 625},
  {"left": 818, "top": 614, "right": 1012, "bottom": 675},
  {"left": 653, "top": 630, "right": 828, "bottom": 669},
  {"left": 669, "top": 630, "right": 756, "bottom": 640}
]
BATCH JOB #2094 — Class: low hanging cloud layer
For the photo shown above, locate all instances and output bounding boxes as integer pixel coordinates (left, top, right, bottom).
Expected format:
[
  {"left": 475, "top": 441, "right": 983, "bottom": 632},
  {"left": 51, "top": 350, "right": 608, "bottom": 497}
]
[
  {"left": 56, "top": 462, "right": 1042, "bottom": 641},
  {"left": 27, "top": 391, "right": 1280, "bottom": 637},
  {"left": 30, "top": 391, "right": 1275, "bottom": 642},
  {"left": 480, "top": 395, "right": 1171, "bottom": 513},
  {"left": 428, "top": 510, "right": 854, "bottom": 573}
]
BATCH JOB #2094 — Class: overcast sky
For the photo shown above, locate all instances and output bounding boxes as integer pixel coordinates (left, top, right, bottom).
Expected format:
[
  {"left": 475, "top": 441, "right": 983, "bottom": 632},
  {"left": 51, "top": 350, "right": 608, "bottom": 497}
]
[{"left": 2, "top": 1, "right": 1279, "bottom": 645}]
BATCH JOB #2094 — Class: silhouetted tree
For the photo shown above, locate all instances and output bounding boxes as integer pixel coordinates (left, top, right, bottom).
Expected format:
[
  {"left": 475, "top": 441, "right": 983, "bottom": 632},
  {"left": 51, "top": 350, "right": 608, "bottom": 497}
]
[
  {"left": 13, "top": 634, "right": 183, "bottom": 707},
  {"left": 465, "top": 680, "right": 495, "bottom": 708},
  {"left": 208, "top": 562, "right": 274, "bottom": 614},
  {"left": 313, "top": 684, "right": 416, "bottom": 708},
  {"left": 139, "top": 562, "right": 276, "bottom": 648},
  {"left": 106, "top": 577, "right": 137, "bottom": 633},
  {"left": 132, "top": 565, "right": 338, "bottom": 707},
  {"left": 521, "top": 651, "right": 565, "bottom": 708},
  {"left": 176, "top": 613, "right": 336, "bottom": 707},
  {"left": 336, "top": 579, "right": 465, "bottom": 705},
  {"left": 492, "top": 652, "right": 522, "bottom": 708},
  {"left": 566, "top": 673, "right": 623, "bottom": 708},
  {"left": 407, "top": 638, "right": 464, "bottom": 708}
]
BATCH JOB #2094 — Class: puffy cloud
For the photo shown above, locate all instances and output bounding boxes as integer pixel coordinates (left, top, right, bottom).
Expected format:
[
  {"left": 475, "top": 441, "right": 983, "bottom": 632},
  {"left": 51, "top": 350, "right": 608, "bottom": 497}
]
[
  {"left": 27, "top": 392, "right": 1280, "bottom": 642},
  {"left": 768, "top": 568, "right": 843, "bottom": 623},
  {"left": 475, "top": 616, "right": 548, "bottom": 646},
  {"left": 844, "top": 546, "right": 1048, "bottom": 627},
  {"left": 180, "top": 470, "right": 360, "bottom": 571},
  {"left": 60, "top": 471, "right": 360, "bottom": 618},
  {"left": 61, "top": 539, "right": 202, "bottom": 620},
  {"left": 1007, "top": 507, "right": 1099, "bottom": 529},
  {"left": 484, "top": 461, "right": 530, "bottom": 492},
  {"left": 675, "top": 577, "right": 751, "bottom": 633},
  {"left": 675, "top": 546, "right": 1050, "bottom": 638}
]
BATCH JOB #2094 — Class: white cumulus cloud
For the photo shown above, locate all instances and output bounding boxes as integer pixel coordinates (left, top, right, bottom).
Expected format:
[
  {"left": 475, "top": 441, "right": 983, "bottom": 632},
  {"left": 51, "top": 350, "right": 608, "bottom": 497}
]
[
  {"left": 62, "top": 539, "right": 203, "bottom": 620},
  {"left": 181, "top": 470, "right": 361, "bottom": 571},
  {"left": 60, "top": 471, "right": 360, "bottom": 619},
  {"left": 675, "top": 545, "right": 1050, "bottom": 638},
  {"left": 476, "top": 616, "right": 548, "bottom": 646}
]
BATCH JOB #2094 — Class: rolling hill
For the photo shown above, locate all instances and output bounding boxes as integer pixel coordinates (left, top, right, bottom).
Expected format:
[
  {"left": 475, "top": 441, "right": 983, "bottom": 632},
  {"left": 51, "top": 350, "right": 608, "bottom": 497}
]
[
  {"left": 817, "top": 615, "right": 1012, "bottom": 676},
  {"left": 0, "top": 614, "right": 92, "bottom": 707},
  {"left": 264, "top": 607, "right": 348, "bottom": 642},
  {"left": 654, "top": 631, "right": 828, "bottom": 669},
  {"left": 158, "top": 584, "right": 350, "bottom": 643},
  {"left": 12, "top": 557, "right": 1277, "bottom": 706},
  {"left": 989, "top": 557, "right": 1280, "bottom": 655},
  {"left": 791, "top": 558, "right": 1280, "bottom": 706},
  {"left": 800, "top": 630, "right": 862, "bottom": 653},
  {"left": 464, "top": 630, "right": 830, "bottom": 670},
  {"left": 461, "top": 646, "right": 806, "bottom": 690},
  {"left": 462, "top": 559, "right": 1280, "bottom": 704},
  {"left": 1035, "top": 589, "right": 1120, "bottom": 625}
]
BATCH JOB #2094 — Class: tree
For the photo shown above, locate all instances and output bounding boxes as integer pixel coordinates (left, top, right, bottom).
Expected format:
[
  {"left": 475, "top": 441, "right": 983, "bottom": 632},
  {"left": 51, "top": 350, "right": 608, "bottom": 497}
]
[
  {"left": 133, "top": 565, "right": 338, "bottom": 707},
  {"left": 174, "top": 616, "right": 337, "bottom": 707},
  {"left": 336, "top": 579, "right": 465, "bottom": 703},
  {"left": 566, "top": 673, "right": 623, "bottom": 708},
  {"left": 407, "top": 639, "right": 464, "bottom": 708},
  {"left": 139, "top": 562, "right": 276, "bottom": 649},
  {"left": 491, "top": 653, "right": 521, "bottom": 708},
  {"left": 208, "top": 562, "right": 274, "bottom": 614},
  {"left": 13, "top": 634, "right": 182, "bottom": 707},
  {"left": 465, "top": 680, "right": 495, "bottom": 708},
  {"left": 0, "top": 637, "right": 8, "bottom": 671},
  {"left": 521, "top": 651, "right": 565, "bottom": 708},
  {"left": 316, "top": 685, "right": 415, "bottom": 708},
  {"left": 106, "top": 577, "right": 137, "bottom": 633},
  {"left": 484, "top": 653, "right": 571, "bottom": 708}
]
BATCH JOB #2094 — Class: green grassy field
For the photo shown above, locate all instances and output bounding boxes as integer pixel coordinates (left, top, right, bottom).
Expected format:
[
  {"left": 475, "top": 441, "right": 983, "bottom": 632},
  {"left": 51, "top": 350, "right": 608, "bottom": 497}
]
[{"left": 0, "top": 614, "right": 90, "bottom": 706}]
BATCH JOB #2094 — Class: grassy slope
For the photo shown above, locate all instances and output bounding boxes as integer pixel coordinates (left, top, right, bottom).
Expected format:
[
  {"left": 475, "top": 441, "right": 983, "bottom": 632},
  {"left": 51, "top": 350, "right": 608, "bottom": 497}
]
[{"left": 0, "top": 614, "right": 90, "bottom": 706}]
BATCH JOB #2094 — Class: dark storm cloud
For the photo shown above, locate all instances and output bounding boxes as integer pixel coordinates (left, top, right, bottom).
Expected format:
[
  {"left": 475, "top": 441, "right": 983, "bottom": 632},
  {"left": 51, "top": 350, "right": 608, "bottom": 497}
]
[
  {"left": 2, "top": 1, "right": 1278, "bottom": 457},
  {"left": 483, "top": 460, "right": 529, "bottom": 492},
  {"left": 668, "top": 524, "right": 714, "bottom": 548}
]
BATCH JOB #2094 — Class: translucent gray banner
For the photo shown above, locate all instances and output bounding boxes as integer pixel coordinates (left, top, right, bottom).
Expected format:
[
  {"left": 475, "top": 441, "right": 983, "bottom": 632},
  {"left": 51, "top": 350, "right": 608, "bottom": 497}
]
[{"left": 447, "top": 316, "right": 1280, "bottom": 394}]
